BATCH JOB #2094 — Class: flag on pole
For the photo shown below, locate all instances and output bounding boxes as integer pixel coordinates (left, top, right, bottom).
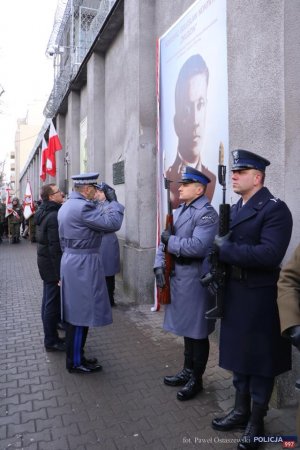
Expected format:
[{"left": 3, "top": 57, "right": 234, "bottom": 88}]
[
  {"left": 46, "top": 120, "right": 62, "bottom": 177},
  {"left": 40, "top": 138, "right": 48, "bottom": 181},
  {"left": 23, "top": 180, "right": 35, "bottom": 220},
  {"left": 5, "top": 186, "right": 20, "bottom": 219}
]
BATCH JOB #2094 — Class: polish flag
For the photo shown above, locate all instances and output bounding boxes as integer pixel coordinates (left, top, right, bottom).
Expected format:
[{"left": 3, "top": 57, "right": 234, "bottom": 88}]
[
  {"left": 23, "top": 180, "right": 35, "bottom": 220},
  {"left": 5, "top": 186, "right": 20, "bottom": 219},
  {"left": 46, "top": 120, "right": 62, "bottom": 177},
  {"left": 40, "top": 137, "right": 48, "bottom": 181}
]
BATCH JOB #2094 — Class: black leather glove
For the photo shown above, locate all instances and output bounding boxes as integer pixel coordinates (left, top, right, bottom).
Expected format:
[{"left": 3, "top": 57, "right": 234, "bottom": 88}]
[
  {"left": 161, "top": 229, "right": 171, "bottom": 246},
  {"left": 283, "top": 325, "right": 300, "bottom": 351},
  {"left": 154, "top": 267, "right": 166, "bottom": 288},
  {"left": 102, "top": 183, "right": 117, "bottom": 202},
  {"left": 214, "top": 232, "right": 232, "bottom": 251}
]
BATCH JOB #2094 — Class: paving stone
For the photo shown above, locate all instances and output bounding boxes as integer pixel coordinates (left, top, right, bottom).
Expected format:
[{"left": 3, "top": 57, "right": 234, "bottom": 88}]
[{"left": 0, "top": 239, "right": 298, "bottom": 449}]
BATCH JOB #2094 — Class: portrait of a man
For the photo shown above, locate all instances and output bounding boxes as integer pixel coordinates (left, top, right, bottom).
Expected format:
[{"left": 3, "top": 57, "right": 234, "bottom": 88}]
[{"left": 166, "top": 54, "right": 216, "bottom": 208}]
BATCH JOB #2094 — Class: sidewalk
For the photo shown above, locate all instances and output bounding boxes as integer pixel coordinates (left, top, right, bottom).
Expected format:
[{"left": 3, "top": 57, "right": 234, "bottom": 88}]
[{"left": 0, "top": 238, "right": 298, "bottom": 450}]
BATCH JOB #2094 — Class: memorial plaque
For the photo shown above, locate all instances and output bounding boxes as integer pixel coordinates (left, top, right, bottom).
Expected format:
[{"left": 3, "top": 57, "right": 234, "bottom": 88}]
[{"left": 113, "top": 160, "right": 125, "bottom": 185}]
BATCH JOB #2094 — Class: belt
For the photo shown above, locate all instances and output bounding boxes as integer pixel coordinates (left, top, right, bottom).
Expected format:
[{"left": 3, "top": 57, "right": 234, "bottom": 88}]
[
  {"left": 230, "top": 265, "right": 247, "bottom": 280},
  {"left": 174, "top": 256, "right": 199, "bottom": 265}
]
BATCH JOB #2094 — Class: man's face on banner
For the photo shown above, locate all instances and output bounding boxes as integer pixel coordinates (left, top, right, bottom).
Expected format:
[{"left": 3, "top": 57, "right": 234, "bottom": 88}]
[{"left": 174, "top": 72, "right": 208, "bottom": 163}]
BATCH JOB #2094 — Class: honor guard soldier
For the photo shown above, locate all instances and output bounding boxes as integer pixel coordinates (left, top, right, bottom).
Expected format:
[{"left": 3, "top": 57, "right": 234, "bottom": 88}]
[
  {"left": 58, "top": 173, "right": 124, "bottom": 374},
  {"left": 154, "top": 166, "right": 218, "bottom": 401},
  {"left": 210, "top": 150, "right": 293, "bottom": 449}
]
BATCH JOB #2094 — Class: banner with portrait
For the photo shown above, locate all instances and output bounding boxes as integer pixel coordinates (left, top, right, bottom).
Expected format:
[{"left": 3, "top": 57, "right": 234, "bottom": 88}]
[{"left": 154, "top": 0, "right": 228, "bottom": 310}]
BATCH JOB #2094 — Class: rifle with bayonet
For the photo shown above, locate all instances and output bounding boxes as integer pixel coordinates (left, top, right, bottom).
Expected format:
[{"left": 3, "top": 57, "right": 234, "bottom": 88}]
[
  {"left": 156, "top": 177, "right": 173, "bottom": 305},
  {"left": 201, "top": 143, "right": 230, "bottom": 319}
]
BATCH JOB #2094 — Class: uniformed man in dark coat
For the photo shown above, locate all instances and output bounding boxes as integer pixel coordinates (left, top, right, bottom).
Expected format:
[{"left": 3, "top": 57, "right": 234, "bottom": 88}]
[
  {"left": 277, "top": 244, "right": 300, "bottom": 439},
  {"left": 210, "top": 150, "right": 293, "bottom": 449},
  {"left": 58, "top": 173, "right": 124, "bottom": 374},
  {"left": 154, "top": 166, "right": 218, "bottom": 401}
]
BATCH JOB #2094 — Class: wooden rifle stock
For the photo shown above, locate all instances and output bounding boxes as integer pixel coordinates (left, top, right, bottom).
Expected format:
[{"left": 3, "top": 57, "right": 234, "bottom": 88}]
[{"left": 158, "top": 178, "right": 173, "bottom": 305}]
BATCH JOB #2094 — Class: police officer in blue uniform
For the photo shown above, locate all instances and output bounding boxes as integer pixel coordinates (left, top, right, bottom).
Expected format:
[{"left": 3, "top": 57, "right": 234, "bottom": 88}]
[
  {"left": 154, "top": 166, "right": 218, "bottom": 401},
  {"left": 58, "top": 173, "right": 124, "bottom": 374},
  {"left": 211, "top": 150, "right": 293, "bottom": 449}
]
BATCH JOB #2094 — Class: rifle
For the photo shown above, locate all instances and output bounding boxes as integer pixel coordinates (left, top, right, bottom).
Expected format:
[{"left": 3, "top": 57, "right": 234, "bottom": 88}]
[
  {"left": 157, "top": 177, "right": 173, "bottom": 305},
  {"left": 201, "top": 143, "right": 230, "bottom": 319}
]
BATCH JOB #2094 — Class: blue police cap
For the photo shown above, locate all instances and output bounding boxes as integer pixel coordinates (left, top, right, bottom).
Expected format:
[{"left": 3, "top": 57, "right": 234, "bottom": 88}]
[
  {"left": 179, "top": 166, "right": 211, "bottom": 185},
  {"left": 71, "top": 172, "right": 99, "bottom": 185},
  {"left": 231, "top": 150, "right": 270, "bottom": 172}
]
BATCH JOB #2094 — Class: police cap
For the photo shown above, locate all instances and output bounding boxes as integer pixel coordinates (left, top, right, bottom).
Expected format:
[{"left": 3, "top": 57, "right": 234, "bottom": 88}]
[
  {"left": 178, "top": 166, "right": 211, "bottom": 185},
  {"left": 231, "top": 149, "right": 270, "bottom": 172},
  {"left": 71, "top": 172, "right": 99, "bottom": 186}
]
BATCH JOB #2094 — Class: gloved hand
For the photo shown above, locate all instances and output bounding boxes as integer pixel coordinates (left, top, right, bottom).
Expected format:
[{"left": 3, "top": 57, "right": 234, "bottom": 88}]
[
  {"left": 154, "top": 267, "right": 166, "bottom": 288},
  {"left": 284, "top": 325, "right": 300, "bottom": 351},
  {"left": 161, "top": 229, "right": 171, "bottom": 246},
  {"left": 214, "top": 232, "right": 232, "bottom": 250},
  {"left": 102, "top": 183, "right": 117, "bottom": 202}
]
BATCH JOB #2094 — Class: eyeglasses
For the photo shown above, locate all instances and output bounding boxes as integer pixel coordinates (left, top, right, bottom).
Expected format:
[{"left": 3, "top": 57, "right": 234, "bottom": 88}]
[{"left": 51, "top": 189, "right": 61, "bottom": 195}]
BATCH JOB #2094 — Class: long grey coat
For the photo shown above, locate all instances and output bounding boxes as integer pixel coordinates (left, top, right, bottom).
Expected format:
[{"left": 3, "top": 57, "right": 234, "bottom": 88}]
[
  {"left": 58, "top": 191, "right": 124, "bottom": 327},
  {"left": 99, "top": 200, "right": 120, "bottom": 276},
  {"left": 154, "top": 195, "right": 218, "bottom": 339}
]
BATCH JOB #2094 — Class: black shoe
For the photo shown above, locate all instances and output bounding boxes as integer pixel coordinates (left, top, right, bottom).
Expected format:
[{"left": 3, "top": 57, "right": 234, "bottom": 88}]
[
  {"left": 237, "top": 403, "right": 266, "bottom": 450},
  {"left": 212, "top": 391, "right": 251, "bottom": 431},
  {"left": 68, "top": 363, "right": 102, "bottom": 374},
  {"left": 164, "top": 368, "right": 192, "bottom": 386},
  {"left": 45, "top": 341, "right": 66, "bottom": 352},
  {"left": 176, "top": 376, "right": 203, "bottom": 401},
  {"left": 82, "top": 356, "right": 98, "bottom": 365}
]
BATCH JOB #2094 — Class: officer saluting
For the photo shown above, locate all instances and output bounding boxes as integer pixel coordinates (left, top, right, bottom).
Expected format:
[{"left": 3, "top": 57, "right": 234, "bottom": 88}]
[
  {"left": 211, "top": 150, "right": 293, "bottom": 450},
  {"left": 154, "top": 166, "right": 218, "bottom": 401},
  {"left": 58, "top": 173, "right": 124, "bottom": 374}
]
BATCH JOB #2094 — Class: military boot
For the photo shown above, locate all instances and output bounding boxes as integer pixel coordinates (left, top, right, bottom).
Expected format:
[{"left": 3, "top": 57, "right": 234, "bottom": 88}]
[
  {"left": 212, "top": 391, "right": 251, "bottom": 431},
  {"left": 176, "top": 374, "right": 203, "bottom": 401},
  {"left": 164, "top": 367, "right": 192, "bottom": 386},
  {"left": 237, "top": 402, "right": 266, "bottom": 449}
]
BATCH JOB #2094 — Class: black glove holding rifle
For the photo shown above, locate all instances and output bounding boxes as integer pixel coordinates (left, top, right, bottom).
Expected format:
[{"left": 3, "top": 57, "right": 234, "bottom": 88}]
[{"left": 201, "top": 143, "right": 230, "bottom": 319}]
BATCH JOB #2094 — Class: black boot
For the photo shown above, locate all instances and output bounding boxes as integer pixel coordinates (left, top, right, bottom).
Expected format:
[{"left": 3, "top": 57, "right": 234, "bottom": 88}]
[
  {"left": 176, "top": 374, "right": 203, "bottom": 401},
  {"left": 212, "top": 391, "right": 251, "bottom": 431},
  {"left": 164, "top": 367, "right": 192, "bottom": 386},
  {"left": 237, "top": 402, "right": 266, "bottom": 449}
]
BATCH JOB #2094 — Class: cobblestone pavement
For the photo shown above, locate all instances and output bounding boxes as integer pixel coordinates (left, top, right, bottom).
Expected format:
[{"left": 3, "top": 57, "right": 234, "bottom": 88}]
[{"left": 0, "top": 238, "right": 298, "bottom": 449}]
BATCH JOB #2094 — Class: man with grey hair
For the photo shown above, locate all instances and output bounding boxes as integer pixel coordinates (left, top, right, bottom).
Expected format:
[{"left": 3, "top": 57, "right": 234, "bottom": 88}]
[{"left": 58, "top": 172, "right": 124, "bottom": 374}]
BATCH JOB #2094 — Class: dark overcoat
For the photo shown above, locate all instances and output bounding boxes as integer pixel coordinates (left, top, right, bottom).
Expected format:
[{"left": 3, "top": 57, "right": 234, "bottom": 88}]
[
  {"left": 98, "top": 200, "right": 120, "bottom": 276},
  {"left": 154, "top": 195, "right": 218, "bottom": 339},
  {"left": 218, "top": 187, "right": 293, "bottom": 377},
  {"left": 58, "top": 192, "right": 124, "bottom": 327}
]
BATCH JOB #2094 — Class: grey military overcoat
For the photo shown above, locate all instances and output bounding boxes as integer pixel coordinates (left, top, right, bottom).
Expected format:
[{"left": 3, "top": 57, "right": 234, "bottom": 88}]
[
  {"left": 58, "top": 191, "right": 124, "bottom": 327},
  {"left": 98, "top": 200, "right": 120, "bottom": 276},
  {"left": 154, "top": 195, "right": 218, "bottom": 339}
]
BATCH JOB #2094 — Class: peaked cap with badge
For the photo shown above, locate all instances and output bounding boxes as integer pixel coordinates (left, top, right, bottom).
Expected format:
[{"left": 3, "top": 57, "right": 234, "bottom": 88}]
[
  {"left": 179, "top": 166, "right": 211, "bottom": 185},
  {"left": 71, "top": 172, "right": 99, "bottom": 185},
  {"left": 231, "top": 149, "right": 270, "bottom": 172}
]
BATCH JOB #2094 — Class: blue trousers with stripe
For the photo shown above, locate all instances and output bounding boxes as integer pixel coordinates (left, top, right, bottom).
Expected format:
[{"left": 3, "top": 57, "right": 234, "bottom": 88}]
[{"left": 66, "top": 323, "right": 89, "bottom": 369}]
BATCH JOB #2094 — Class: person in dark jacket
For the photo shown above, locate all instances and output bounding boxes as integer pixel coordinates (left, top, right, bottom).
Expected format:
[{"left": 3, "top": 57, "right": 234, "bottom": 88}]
[
  {"left": 35, "top": 184, "right": 65, "bottom": 352},
  {"left": 210, "top": 150, "right": 293, "bottom": 450}
]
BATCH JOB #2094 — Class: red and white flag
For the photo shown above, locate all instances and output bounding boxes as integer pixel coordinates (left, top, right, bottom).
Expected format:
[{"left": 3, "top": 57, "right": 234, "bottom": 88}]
[
  {"left": 23, "top": 180, "right": 35, "bottom": 220},
  {"left": 46, "top": 120, "right": 62, "bottom": 177},
  {"left": 5, "top": 186, "right": 20, "bottom": 219},
  {"left": 40, "top": 137, "right": 48, "bottom": 181}
]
